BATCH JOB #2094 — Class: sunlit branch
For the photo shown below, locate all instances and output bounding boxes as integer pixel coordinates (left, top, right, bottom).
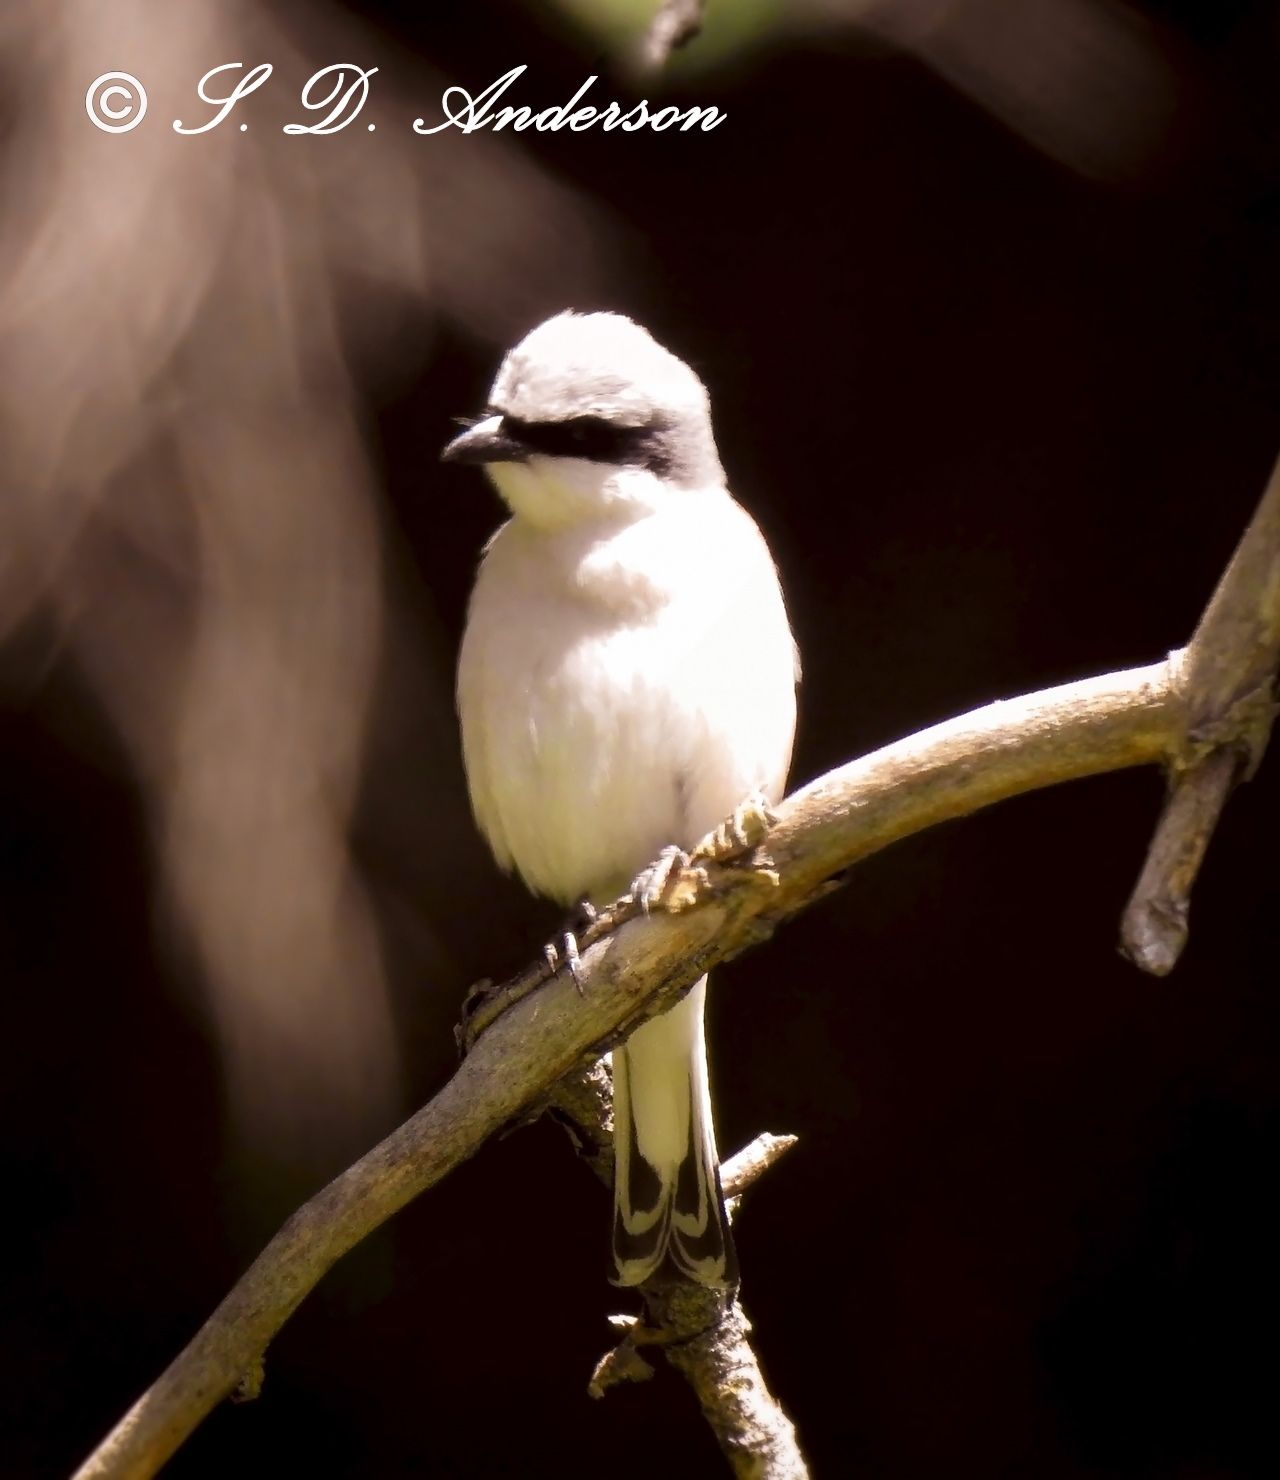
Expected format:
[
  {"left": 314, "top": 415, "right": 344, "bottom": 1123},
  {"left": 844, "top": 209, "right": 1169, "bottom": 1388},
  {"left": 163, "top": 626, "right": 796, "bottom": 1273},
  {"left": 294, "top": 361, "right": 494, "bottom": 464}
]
[
  {"left": 74, "top": 648, "right": 1188, "bottom": 1480},
  {"left": 72, "top": 438, "right": 1280, "bottom": 1480}
]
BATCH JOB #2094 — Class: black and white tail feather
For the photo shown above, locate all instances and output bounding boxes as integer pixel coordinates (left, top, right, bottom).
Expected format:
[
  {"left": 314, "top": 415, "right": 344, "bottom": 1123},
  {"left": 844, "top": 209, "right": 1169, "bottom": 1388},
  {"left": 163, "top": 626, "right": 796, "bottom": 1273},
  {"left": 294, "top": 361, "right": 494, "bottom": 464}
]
[{"left": 610, "top": 975, "right": 738, "bottom": 1288}]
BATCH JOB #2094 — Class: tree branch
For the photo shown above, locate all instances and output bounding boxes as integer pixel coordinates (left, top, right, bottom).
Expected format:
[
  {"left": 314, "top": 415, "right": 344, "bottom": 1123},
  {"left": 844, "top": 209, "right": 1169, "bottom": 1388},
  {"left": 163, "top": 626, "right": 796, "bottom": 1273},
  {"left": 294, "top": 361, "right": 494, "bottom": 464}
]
[
  {"left": 1121, "top": 458, "right": 1280, "bottom": 972},
  {"left": 590, "top": 1284, "right": 809, "bottom": 1479},
  {"left": 74, "top": 655, "right": 1182, "bottom": 1480}
]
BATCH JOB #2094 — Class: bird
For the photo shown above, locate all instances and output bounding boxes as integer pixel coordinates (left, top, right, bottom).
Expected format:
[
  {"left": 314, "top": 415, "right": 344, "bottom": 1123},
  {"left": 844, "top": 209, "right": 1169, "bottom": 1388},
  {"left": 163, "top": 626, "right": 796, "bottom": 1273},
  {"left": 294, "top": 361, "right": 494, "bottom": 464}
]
[{"left": 445, "top": 310, "right": 798, "bottom": 1287}]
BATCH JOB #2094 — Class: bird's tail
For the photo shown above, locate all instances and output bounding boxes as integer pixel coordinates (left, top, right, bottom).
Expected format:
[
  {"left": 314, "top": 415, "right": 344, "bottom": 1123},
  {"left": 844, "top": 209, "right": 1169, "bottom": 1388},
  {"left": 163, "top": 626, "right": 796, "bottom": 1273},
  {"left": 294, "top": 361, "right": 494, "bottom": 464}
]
[{"left": 610, "top": 975, "right": 737, "bottom": 1288}]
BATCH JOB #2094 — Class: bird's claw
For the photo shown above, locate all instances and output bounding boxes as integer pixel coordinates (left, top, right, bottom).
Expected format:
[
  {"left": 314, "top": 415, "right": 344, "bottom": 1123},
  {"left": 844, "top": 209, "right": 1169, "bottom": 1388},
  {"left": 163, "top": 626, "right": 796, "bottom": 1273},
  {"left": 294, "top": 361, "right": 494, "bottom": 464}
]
[
  {"left": 625, "top": 794, "right": 779, "bottom": 919},
  {"left": 544, "top": 930, "right": 586, "bottom": 994},
  {"left": 629, "top": 844, "right": 699, "bottom": 914},
  {"left": 692, "top": 791, "right": 778, "bottom": 866}
]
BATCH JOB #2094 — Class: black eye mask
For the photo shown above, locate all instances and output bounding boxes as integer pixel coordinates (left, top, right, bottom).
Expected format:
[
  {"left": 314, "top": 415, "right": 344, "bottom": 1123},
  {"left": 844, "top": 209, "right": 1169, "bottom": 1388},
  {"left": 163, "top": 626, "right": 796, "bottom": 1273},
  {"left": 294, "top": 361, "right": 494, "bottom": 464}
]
[{"left": 498, "top": 413, "right": 675, "bottom": 477}]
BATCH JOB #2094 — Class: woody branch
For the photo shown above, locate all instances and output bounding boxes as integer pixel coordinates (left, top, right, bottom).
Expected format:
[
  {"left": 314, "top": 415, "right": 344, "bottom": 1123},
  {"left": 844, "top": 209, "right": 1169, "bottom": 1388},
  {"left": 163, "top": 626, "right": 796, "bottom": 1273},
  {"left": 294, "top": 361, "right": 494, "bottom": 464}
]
[{"left": 74, "top": 455, "right": 1280, "bottom": 1480}]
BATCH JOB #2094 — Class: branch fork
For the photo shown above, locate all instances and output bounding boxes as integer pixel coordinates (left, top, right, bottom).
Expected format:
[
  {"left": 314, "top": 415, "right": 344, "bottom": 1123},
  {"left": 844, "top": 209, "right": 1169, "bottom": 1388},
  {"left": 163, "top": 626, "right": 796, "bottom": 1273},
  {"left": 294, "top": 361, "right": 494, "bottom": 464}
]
[{"left": 1121, "top": 455, "right": 1280, "bottom": 974}]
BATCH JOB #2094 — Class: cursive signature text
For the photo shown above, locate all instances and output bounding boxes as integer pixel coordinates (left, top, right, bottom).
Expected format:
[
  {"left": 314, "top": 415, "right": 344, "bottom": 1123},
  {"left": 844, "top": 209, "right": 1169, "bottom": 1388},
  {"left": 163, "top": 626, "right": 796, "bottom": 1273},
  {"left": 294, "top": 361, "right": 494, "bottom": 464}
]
[
  {"left": 413, "top": 65, "right": 725, "bottom": 135},
  {"left": 84, "top": 63, "right": 726, "bottom": 136}
]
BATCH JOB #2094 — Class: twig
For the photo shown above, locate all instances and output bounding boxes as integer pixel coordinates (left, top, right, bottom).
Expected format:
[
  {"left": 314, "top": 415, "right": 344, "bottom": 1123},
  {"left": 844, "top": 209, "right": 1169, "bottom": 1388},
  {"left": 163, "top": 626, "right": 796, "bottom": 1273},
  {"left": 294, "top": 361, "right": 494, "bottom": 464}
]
[
  {"left": 1119, "top": 745, "right": 1237, "bottom": 974},
  {"left": 721, "top": 1132, "right": 798, "bottom": 1200},
  {"left": 74, "top": 655, "right": 1180, "bottom": 1480},
  {"left": 545, "top": 1072, "right": 801, "bottom": 1202},
  {"left": 1121, "top": 457, "right": 1280, "bottom": 972},
  {"left": 641, "top": 0, "right": 708, "bottom": 72}
]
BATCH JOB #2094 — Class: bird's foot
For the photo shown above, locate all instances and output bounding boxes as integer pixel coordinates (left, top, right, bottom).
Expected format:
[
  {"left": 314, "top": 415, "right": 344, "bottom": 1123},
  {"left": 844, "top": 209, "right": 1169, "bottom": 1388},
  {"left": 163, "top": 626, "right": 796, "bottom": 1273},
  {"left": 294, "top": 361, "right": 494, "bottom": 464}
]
[
  {"left": 625, "top": 795, "right": 780, "bottom": 919},
  {"left": 628, "top": 844, "right": 707, "bottom": 915},
  {"left": 691, "top": 790, "right": 779, "bottom": 867},
  {"left": 542, "top": 896, "right": 605, "bottom": 993}
]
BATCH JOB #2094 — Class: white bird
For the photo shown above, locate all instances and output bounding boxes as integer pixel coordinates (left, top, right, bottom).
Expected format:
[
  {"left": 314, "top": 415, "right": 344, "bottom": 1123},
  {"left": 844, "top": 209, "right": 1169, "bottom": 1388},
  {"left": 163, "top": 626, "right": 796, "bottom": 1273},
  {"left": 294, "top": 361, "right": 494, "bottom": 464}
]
[{"left": 446, "top": 311, "right": 798, "bottom": 1286}]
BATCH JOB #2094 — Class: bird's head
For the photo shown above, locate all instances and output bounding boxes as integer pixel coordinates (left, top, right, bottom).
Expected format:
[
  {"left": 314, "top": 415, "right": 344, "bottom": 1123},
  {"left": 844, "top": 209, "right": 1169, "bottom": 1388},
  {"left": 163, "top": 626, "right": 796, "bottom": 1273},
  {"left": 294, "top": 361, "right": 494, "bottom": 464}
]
[{"left": 442, "top": 311, "right": 724, "bottom": 529}]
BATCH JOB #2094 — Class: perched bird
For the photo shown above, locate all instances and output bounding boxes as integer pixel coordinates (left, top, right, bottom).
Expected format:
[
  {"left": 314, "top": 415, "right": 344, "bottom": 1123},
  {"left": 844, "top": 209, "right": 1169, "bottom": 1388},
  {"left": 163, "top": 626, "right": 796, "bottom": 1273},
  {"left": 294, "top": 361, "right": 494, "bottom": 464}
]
[{"left": 446, "top": 311, "right": 798, "bottom": 1286}]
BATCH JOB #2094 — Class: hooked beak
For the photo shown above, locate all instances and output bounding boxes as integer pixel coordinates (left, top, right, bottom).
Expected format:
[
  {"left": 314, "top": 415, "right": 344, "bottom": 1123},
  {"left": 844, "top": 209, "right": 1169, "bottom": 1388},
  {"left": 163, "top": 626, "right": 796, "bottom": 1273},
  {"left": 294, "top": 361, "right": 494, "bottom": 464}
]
[{"left": 441, "top": 414, "right": 526, "bottom": 467}]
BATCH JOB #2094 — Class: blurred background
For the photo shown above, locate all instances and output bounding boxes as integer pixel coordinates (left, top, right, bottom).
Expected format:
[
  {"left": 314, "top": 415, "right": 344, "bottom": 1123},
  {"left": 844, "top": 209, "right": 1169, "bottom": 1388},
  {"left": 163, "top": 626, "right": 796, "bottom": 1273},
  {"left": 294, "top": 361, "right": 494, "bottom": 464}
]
[{"left": 2, "top": 1, "right": 1279, "bottom": 1475}]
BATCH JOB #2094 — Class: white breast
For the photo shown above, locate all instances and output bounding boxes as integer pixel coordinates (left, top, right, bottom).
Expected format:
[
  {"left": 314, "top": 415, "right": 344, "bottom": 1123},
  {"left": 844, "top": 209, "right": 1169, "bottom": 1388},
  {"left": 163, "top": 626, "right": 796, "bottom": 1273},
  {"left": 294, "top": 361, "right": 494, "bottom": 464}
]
[{"left": 457, "top": 488, "right": 797, "bottom": 906}]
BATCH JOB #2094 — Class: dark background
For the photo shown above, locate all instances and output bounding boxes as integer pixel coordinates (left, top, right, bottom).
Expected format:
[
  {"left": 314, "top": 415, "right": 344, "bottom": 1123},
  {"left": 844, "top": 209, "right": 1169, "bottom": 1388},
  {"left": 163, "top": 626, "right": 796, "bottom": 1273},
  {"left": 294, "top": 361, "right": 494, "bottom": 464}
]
[{"left": 3, "top": 1, "right": 1279, "bottom": 1475}]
